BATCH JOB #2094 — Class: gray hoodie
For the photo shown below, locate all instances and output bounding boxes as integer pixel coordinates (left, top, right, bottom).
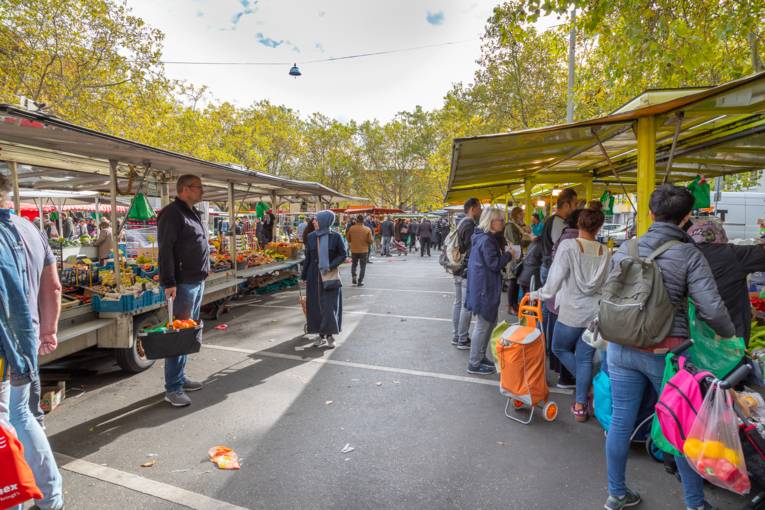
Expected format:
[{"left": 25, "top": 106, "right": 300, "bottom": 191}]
[{"left": 534, "top": 238, "right": 611, "bottom": 328}]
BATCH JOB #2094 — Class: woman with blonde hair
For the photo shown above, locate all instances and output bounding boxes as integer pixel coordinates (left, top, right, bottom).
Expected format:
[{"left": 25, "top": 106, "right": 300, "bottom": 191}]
[{"left": 464, "top": 207, "right": 513, "bottom": 375}]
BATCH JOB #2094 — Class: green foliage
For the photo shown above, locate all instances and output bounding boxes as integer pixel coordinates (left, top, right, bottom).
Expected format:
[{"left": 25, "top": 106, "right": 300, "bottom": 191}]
[{"left": 2, "top": 0, "right": 765, "bottom": 209}]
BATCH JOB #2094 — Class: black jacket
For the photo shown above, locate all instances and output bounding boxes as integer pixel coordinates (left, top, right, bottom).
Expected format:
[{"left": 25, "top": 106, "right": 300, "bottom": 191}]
[
  {"left": 517, "top": 240, "right": 542, "bottom": 288},
  {"left": 381, "top": 220, "right": 395, "bottom": 237},
  {"left": 454, "top": 217, "right": 476, "bottom": 277},
  {"left": 696, "top": 243, "right": 765, "bottom": 341},
  {"left": 158, "top": 198, "right": 210, "bottom": 287}
]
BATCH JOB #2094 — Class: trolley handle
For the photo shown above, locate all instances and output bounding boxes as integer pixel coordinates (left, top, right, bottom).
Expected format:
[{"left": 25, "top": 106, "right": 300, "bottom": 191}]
[
  {"left": 719, "top": 364, "right": 751, "bottom": 390},
  {"left": 670, "top": 339, "right": 694, "bottom": 356}
]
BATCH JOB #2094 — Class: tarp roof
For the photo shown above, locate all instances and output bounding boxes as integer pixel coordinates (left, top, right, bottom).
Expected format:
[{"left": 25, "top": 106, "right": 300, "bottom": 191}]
[
  {"left": 0, "top": 104, "right": 364, "bottom": 203},
  {"left": 447, "top": 71, "right": 765, "bottom": 203}
]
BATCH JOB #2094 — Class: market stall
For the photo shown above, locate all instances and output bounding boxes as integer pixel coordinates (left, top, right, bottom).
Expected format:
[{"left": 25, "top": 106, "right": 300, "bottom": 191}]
[{"left": 0, "top": 103, "right": 364, "bottom": 373}]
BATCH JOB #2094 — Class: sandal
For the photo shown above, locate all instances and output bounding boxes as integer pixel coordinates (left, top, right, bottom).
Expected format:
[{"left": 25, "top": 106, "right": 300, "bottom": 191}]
[{"left": 571, "top": 402, "right": 588, "bottom": 423}]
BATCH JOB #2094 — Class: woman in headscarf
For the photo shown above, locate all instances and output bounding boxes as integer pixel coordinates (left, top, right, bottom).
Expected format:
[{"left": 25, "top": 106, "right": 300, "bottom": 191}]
[
  {"left": 688, "top": 220, "right": 765, "bottom": 343},
  {"left": 301, "top": 210, "right": 347, "bottom": 348}
]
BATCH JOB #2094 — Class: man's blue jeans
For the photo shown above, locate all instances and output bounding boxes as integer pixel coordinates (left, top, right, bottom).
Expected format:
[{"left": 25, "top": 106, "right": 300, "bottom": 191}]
[
  {"left": 605, "top": 343, "right": 705, "bottom": 508},
  {"left": 452, "top": 275, "right": 472, "bottom": 343},
  {"left": 551, "top": 322, "right": 594, "bottom": 404},
  {"left": 165, "top": 281, "right": 204, "bottom": 394},
  {"left": 381, "top": 236, "right": 392, "bottom": 256},
  {"left": 0, "top": 379, "right": 64, "bottom": 510}
]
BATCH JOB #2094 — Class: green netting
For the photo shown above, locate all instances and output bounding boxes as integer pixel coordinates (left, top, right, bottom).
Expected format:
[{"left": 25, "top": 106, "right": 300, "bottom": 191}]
[{"left": 687, "top": 175, "right": 711, "bottom": 209}]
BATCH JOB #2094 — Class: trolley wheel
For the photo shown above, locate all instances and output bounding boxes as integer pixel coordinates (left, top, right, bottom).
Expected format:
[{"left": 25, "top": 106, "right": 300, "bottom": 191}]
[
  {"left": 512, "top": 399, "right": 525, "bottom": 410},
  {"left": 114, "top": 312, "right": 158, "bottom": 373},
  {"left": 543, "top": 402, "right": 558, "bottom": 422},
  {"left": 645, "top": 437, "right": 665, "bottom": 463}
]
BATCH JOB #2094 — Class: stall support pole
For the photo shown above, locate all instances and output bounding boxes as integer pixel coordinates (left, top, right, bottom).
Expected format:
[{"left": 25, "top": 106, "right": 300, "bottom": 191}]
[
  {"left": 95, "top": 196, "right": 100, "bottom": 235},
  {"left": 36, "top": 199, "right": 44, "bottom": 232},
  {"left": 584, "top": 176, "right": 593, "bottom": 203},
  {"left": 636, "top": 116, "right": 656, "bottom": 236},
  {"left": 160, "top": 179, "right": 170, "bottom": 208},
  {"left": 8, "top": 161, "right": 20, "bottom": 214},
  {"left": 228, "top": 182, "right": 237, "bottom": 280},
  {"left": 109, "top": 160, "right": 121, "bottom": 292},
  {"left": 523, "top": 177, "right": 533, "bottom": 225}
]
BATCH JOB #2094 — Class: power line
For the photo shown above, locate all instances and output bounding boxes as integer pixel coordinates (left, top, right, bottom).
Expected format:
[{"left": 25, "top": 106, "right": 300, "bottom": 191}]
[{"left": 160, "top": 39, "right": 477, "bottom": 66}]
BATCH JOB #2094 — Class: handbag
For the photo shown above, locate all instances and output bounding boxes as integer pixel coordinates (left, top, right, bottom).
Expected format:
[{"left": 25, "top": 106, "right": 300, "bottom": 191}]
[
  {"left": 0, "top": 420, "right": 43, "bottom": 509},
  {"left": 318, "top": 236, "right": 342, "bottom": 290}
]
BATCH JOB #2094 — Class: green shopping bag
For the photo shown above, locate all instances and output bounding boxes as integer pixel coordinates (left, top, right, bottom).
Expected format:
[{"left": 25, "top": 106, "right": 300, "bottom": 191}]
[
  {"left": 490, "top": 321, "right": 510, "bottom": 372},
  {"left": 688, "top": 301, "right": 745, "bottom": 379},
  {"left": 651, "top": 353, "right": 681, "bottom": 456}
]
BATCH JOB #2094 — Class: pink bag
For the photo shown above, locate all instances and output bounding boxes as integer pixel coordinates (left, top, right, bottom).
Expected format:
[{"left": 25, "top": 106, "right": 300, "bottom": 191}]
[{"left": 656, "top": 357, "right": 713, "bottom": 452}]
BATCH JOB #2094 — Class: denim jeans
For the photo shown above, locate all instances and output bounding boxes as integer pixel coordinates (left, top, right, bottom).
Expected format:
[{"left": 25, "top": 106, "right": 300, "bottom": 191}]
[
  {"left": 165, "top": 281, "right": 204, "bottom": 394},
  {"left": 351, "top": 253, "right": 367, "bottom": 283},
  {"left": 605, "top": 343, "right": 705, "bottom": 508},
  {"left": 29, "top": 374, "right": 45, "bottom": 426},
  {"left": 452, "top": 275, "right": 472, "bottom": 343},
  {"left": 469, "top": 315, "right": 496, "bottom": 368},
  {"left": 381, "top": 236, "right": 391, "bottom": 256},
  {"left": 0, "top": 378, "right": 64, "bottom": 510},
  {"left": 551, "top": 322, "right": 594, "bottom": 404}
]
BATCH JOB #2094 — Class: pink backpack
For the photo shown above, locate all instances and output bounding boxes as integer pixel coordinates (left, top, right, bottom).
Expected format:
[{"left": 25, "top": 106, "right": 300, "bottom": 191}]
[{"left": 656, "top": 356, "right": 713, "bottom": 452}]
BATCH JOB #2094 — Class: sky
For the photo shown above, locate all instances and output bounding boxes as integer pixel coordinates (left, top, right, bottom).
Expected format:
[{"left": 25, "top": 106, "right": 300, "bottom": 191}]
[{"left": 124, "top": 0, "right": 506, "bottom": 122}]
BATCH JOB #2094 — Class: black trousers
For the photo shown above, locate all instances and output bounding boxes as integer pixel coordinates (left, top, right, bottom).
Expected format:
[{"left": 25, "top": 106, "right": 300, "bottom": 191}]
[
  {"left": 351, "top": 253, "right": 367, "bottom": 283},
  {"left": 420, "top": 238, "right": 431, "bottom": 256}
]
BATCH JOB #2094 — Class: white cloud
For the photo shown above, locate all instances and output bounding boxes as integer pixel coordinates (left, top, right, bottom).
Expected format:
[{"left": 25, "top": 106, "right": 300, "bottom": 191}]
[{"left": 125, "top": 0, "right": 499, "bottom": 121}]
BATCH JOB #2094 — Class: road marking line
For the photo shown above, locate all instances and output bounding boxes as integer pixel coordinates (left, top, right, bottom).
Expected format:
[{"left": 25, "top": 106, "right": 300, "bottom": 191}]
[
  {"left": 345, "top": 287, "right": 454, "bottom": 295},
  {"left": 249, "top": 304, "right": 453, "bottom": 322},
  {"left": 202, "top": 343, "right": 571, "bottom": 395},
  {"left": 56, "top": 454, "right": 248, "bottom": 510}
]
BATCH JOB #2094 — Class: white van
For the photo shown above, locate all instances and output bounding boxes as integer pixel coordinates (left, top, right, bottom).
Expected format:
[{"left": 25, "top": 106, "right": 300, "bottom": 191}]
[{"left": 713, "top": 192, "right": 765, "bottom": 240}]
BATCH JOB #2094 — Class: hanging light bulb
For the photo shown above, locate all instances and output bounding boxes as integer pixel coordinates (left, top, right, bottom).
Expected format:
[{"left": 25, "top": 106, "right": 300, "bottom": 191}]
[{"left": 289, "top": 63, "right": 302, "bottom": 77}]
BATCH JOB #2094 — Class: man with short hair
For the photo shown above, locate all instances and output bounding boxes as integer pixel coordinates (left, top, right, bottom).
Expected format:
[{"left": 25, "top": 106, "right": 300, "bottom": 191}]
[
  {"left": 347, "top": 215, "right": 373, "bottom": 287},
  {"left": 380, "top": 216, "right": 394, "bottom": 257},
  {"left": 604, "top": 184, "right": 734, "bottom": 510},
  {"left": 451, "top": 198, "right": 482, "bottom": 349},
  {"left": 158, "top": 174, "right": 210, "bottom": 407},
  {"left": 418, "top": 217, "right": 433, "bottom": 257},
  {"left": 0, "top": 174, "right": 65, "bottom": 510},
  {"left": 539, "top": 187, "right": 578, "bottom": 388}
]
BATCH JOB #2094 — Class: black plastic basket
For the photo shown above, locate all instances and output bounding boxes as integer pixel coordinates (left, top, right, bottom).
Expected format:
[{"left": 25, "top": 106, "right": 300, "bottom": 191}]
[{"left": 139, "top": 323, "right": 203, "bottom": 360}]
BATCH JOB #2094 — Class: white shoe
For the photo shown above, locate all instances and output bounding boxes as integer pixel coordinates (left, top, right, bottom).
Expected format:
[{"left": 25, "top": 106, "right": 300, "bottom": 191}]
[
  {"left": 313, "top": 336, "right": 323, "bottom": 347},
  {"left": 325, "top": 336, "right": 336, "bottom": 349}
]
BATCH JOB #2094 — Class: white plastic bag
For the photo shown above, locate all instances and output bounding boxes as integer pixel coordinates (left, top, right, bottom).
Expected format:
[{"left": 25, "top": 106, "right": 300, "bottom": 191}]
[{"left": 684, "top": 382, "right": 750, "bottom": 495}]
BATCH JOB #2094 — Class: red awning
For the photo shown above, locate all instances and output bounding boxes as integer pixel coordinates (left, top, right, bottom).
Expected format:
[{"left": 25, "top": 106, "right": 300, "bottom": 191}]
[{"left": 61, "top": 203, "right": 129, "bottom": 213}]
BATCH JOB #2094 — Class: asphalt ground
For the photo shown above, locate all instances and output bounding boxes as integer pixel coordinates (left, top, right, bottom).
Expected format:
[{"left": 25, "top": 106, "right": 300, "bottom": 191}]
[{"left": 40, "top": 252, "right": 742, "bottom": 510}]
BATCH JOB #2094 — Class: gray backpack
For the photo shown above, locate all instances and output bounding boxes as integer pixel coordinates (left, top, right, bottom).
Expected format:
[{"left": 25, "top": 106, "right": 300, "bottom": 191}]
[{"left": 598, "top": 239, "right": 681, "bottom": 348}]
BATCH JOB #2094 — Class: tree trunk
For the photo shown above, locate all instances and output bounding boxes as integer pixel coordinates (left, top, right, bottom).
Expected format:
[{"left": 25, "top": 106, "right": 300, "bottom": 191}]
[{"left": 749, "top": 32, "right": 763, "bottom": 73}]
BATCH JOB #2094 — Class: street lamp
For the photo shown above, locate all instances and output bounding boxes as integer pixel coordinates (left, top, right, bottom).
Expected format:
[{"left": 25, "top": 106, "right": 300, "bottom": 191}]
[{"left": 289, "top": 63, "right": 302, "bottom": 77}]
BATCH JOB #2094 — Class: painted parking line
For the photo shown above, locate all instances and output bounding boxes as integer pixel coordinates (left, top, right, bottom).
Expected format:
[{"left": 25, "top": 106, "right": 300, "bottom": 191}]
[
  {"left": 56, "top": 454, "right": 248, "bottom": 510},
  {"left": 202, "top": 343, "right": 571, "bottom": 395},
  {"left": 248, "top": 304, "right": 453, "bottom": 322}
]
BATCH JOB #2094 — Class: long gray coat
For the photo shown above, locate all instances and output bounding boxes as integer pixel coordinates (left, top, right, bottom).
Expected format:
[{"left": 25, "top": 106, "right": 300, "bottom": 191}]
[{"left": 611, "top": 222, "right": 734, "bottom": 339}]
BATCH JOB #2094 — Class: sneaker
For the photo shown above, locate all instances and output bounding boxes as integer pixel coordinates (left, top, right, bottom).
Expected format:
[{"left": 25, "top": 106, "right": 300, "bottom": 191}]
[
  {"left": 352, "top": 278, "right": 357, "bottom": 285},
  {"left": 604, "top": 488, "right": 641, "bottom": 510},
  {"left": 456, "top": 338, "right": 471, "bottom": 350},
  {"left": 556, "top": 373, "right": 577, "bottom": 389},
  {"left": 313, "top": 336, "right": 324, "bottom": 347},
  {"left": 164, "top": 390, "right": 191, "bottom": 407},
  {"left": 451, "top": 338, "right": 459, "bottom": 346},
  {"left": 467, "top": 363, "right": 496, "bottom": 375},
  {"left": 687, "top": 503, "right": 718, "bottom": 510},
  {"left": 183, "top": 379, "right": 203, "bottom": 392},
  {"left": 480, "top": 358, "right": 495, "bottom": 369},
  {"left": 357, "top": 282, "right": 364, "bottom": 287},
  {"left": 325, "top": 335, "right": 336, "bottom": 349}
]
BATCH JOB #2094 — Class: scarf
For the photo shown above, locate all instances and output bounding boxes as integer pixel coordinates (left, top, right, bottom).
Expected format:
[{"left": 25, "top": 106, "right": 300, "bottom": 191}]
[{"left": 315, "top": 210, "right": 336, "bottom": 275}]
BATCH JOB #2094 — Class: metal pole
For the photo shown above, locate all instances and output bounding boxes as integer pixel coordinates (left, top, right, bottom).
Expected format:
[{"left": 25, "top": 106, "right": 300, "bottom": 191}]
[
  {"left": 36, "top": 199, "right": 44, "bottom": 232},
  {"left": 523, "top": 177, "right": 533, "bottom": 225},
  {"left": 566, "top": 8, "right": 576, "bottom": 123},
  {"left": 584, "top": 176, "right": 593, "bottom": 203},
  {"left": 8, "top": 161, "right": 20, "bottom": 214},
  {"left": 228, "top": 182, "right": 237, "bottom": 280},
  {"left": 95, "top": 195, "right": 100, "bottom": 235},
  {"left": 636, "top": 117, "right": 657, "bottom": 236},
  {"left": 109, "top": 160, "right": 121, "bottom": 291}
]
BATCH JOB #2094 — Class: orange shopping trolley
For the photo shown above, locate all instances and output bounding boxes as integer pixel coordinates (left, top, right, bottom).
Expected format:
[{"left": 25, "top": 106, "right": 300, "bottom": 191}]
[{"left": 496, "top": 293, "right": 558, "bottom": 424}]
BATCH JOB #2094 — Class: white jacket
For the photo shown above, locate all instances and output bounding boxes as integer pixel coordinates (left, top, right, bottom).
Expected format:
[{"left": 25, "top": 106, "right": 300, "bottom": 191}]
[{"left": 532, "top": 238, "right": 611, "bottom": 328}]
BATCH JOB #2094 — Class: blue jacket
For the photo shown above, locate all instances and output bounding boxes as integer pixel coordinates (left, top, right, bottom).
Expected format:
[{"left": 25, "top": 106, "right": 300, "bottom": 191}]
[
  {"left": 0, "top": 209, "right": 39, "bottom": 384},
  {"left": 465, "top": 228, "right": 512, "bottom": 323}
]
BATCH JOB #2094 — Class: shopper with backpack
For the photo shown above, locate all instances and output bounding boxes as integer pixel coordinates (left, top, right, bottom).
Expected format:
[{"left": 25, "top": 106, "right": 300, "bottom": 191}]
[
  {"left": 602, "top": 185, "right": 735, "bottom": 510},
  {"left": 446, "top": 198, "right": 482, "bottom": 350},
  {"left": 531, "top": 207, "right": 610, "bottom": 422}
]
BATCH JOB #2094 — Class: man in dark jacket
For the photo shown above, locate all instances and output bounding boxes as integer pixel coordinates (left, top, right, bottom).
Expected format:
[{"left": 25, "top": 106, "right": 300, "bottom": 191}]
[
  {"left": 451, "top": 198, "right": 481, "bottom": 349},
  {"left": 158, "top": 174, "right": 210, "bottom": 407},
  {"left": 380, "top": 216, "right": 394, "bottom": 256},
  {"left": 409, "top": 219, "right": 419, "bottom": 252},
  {"left": 418, "top": 218, "right": 433, "bottom": 256},
  {"left": 603, "top": 184, "right": 735, "bottom": 510}
]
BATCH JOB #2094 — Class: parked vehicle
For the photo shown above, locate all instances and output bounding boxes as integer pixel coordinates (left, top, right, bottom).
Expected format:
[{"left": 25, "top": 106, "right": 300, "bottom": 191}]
[
  {"left": 597, "top": 223, "right": 629, "bottom": 246},
  {"left": 713, "top": 192, "right": 765, "bottom": 240}
]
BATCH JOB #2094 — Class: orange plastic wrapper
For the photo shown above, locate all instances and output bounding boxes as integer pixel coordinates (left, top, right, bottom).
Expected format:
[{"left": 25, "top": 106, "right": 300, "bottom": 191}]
[{"left": 208, "top": 446, "right": 240, "bottom": 470}]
